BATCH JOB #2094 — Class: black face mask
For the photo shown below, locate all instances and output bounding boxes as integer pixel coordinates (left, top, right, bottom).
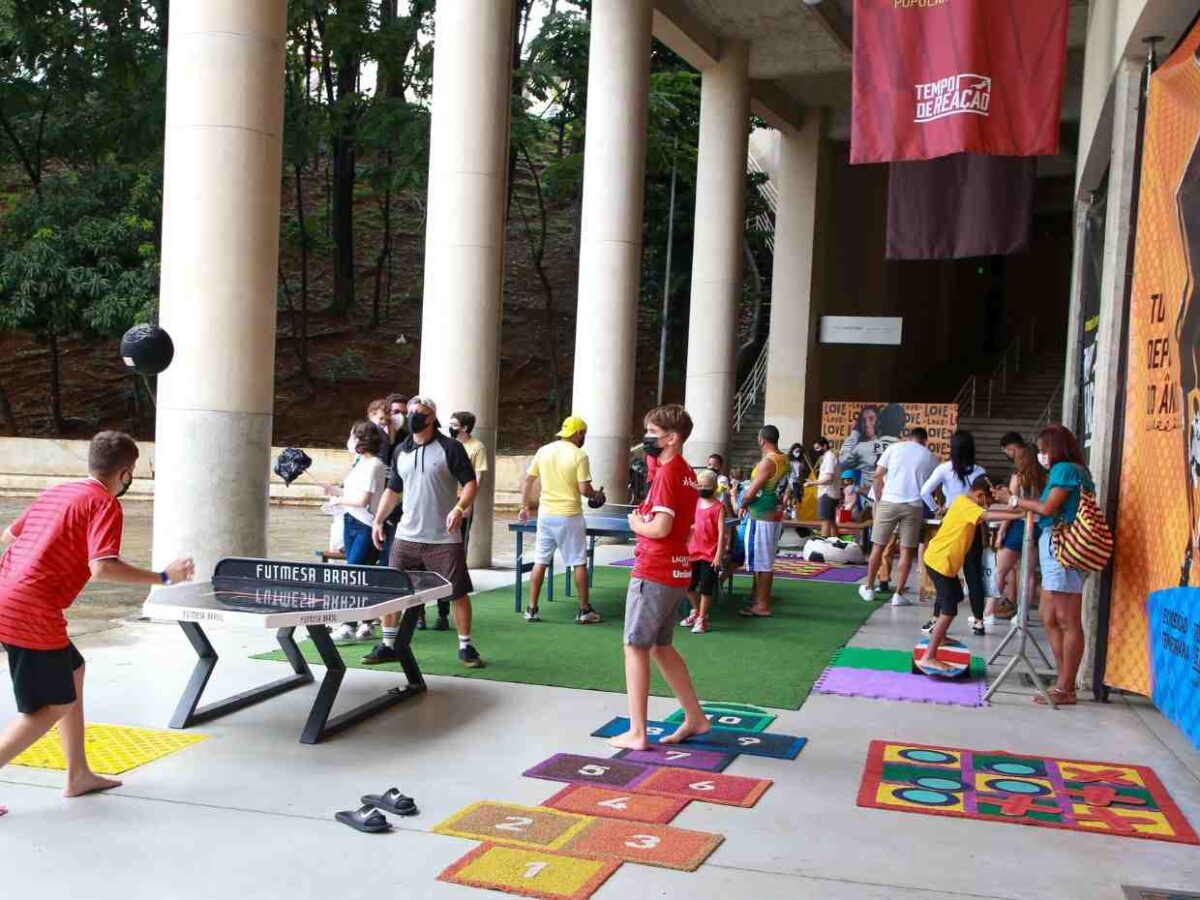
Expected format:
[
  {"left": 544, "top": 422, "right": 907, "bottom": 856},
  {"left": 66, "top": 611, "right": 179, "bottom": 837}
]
[
  {"left": 699, "top": 489, "right": 714, "bottom": 499},
  {"left": 643, "top": 435, "right": 663, "bottom": 458},
  {"left": 116, "top": 472, "right": 133, "bottom": 499},
  {"left": 408, "top": 412, "right": 430, "bottom": 433},
  {"left": 448, "top": 425, "right": 460, "bottom": 439}
]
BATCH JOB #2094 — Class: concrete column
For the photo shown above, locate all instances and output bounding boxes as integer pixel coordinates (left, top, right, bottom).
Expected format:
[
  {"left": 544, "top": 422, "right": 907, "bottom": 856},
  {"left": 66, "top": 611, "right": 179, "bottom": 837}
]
[
  {"left": 1080, "top": 57, "right": 1142, "bottom": 691},
  {"left": 418, "top": 0, "right": 516, "bottom": 569},
  {"left": 684, "top": 43, "right": 751, "bottom": 462},
  {"left": 763, "top": 114, "right": 823, "bottom": 445},
  {"left": 152, "top": 1, "right": 287, "bottom": 578},
  {"left": 1060, "top": 197, "right": 1092, "bottom": 426},
  {"left": 571, "top": 0, "right": 653, "bottom": 500}
]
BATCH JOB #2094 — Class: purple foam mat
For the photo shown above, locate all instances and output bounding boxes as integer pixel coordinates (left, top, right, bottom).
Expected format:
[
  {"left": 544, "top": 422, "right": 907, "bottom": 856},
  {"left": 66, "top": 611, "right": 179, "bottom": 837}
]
[
  {"left": 812, "top": 666, "right": 988, "bottom": 708},
  {"left": 609, "top": 558, "right": 867, "bottom": 584}
]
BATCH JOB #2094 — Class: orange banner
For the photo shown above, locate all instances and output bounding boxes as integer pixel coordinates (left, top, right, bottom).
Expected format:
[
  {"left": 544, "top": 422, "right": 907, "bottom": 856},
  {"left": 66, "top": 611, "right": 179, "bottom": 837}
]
[
  {"left": 820, "top": 401, "right": 957, "bottom": 478},
  {"left": 1107, "top": 26, "right": 1200, "bottom": 696}
]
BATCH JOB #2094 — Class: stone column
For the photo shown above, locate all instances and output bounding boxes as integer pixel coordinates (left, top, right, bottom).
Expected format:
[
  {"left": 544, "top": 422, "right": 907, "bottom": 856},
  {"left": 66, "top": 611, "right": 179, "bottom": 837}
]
[
  {"left": 570, "top": 0, "right": 653, "bottom": 500},
  {"left": 764, "top": 113, "right": 823, "bottom": 444},
  {"left": 684, "top": 42, "right": 751, "bottom": 462},
  {"left": 418, "top": 0, "right": 516, "bottom": 569},
  {"left": 152, "top": 1, "right": 287, "bottom": 578}
]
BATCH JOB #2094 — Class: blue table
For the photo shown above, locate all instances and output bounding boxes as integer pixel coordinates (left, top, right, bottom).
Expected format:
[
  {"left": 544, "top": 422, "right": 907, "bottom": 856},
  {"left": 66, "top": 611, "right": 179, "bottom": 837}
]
[{"left": 508, "top": 513, "right": 634, "bottom": 612}]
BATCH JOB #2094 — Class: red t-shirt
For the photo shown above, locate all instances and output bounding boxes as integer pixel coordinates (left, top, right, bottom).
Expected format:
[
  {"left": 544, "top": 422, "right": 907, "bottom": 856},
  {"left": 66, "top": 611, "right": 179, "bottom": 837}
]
[
  {"left": 632, "top": 454, "right": 698, "bottom": 587},
  {"left": 0, "top": 480, "right": 123, "bottom": 650},
  {"left": 687, "top": 501, "right": 723, "bottom": 562}
]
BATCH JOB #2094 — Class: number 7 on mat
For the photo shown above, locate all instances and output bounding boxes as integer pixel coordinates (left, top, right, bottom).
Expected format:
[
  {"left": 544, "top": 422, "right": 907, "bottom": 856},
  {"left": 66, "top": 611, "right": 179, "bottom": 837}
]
[{"left": 523, "top": 861, "right": 549, "bottom": 879}]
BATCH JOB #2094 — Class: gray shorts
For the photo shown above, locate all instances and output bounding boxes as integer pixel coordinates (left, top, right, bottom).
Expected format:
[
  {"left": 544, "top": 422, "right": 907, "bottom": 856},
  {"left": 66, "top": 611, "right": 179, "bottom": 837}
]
[
  {"left": 623, "top": 577, "right": 684, "bottom": 648},
  {"left": 872, "top": 501, "right": 924, "bottom": 549}
]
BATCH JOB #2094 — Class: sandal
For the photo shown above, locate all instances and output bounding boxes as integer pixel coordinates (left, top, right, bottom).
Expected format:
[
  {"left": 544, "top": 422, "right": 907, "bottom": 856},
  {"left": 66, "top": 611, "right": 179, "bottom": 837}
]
[
  {"left": 738, "top": 608, "right": 772, "bottom": 618},
  {"left": 1033, "top": 687, "right": 1077, "bottom": 706},
  {"left": 361, "top": 788, "right": 419, "bottom": 817},
  {"left": 335, "top": 804, "right": 392, "bottom": 833}
]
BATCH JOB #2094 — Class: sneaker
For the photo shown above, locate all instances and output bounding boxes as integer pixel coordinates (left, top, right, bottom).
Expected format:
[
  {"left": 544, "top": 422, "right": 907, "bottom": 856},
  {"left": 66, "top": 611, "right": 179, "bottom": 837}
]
[
  {"left": 691, "top": 616, "right": 709, "bottom": 634},
  {"left": 355, "top": 622, "right": 376, "bottom": 642},
  {"left": 969, "top": 617, "right": 985, "bottom": 636},
  {"left": 890, "top": 592, "right": 912, "bottom": 607},
  {"left": 983, "top": 614, "right": 997, "bottom": 628},
  {"left": 458, "top": 645, "right": 485, "bottom": 669},
  {"left": 331, "top": 623, "right": 356, "bottom": 644},
  {"left": 361, "top": 643, "right": 403, "bottom": 666},
  {"left": 921, "top": 618, "right": 935, "bottom": 634},
  {"left": 680, "top": 612, "right": 699, "bottom": 628},
  {"left": 576, "top": 607, "right": 603, "bottom": 625},
  {"left": 415, "top": 609, "right": 427, "bottom": 631},
  {"left": 434, "top": 615, "right": 450, "bottom": 632},
  {"left": 523, "top": 607, "right": 541, "bottom": 622},
  {"left": 858, "top": 585, "right": 877, "bottom": 602}
]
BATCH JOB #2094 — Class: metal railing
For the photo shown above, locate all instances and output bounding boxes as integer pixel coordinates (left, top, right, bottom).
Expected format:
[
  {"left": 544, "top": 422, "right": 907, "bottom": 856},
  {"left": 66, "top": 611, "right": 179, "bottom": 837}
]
[
  {"left": 733, "top": 341, "right": 770, "bottom": 432},
  {"left": 746, "top": 144, "right": 778, "bottom": 253},
  {"left": 1034, "top": 379, "right": 1064, "bottom": 434},
  {"left": 952, "top": 335, "right": 1025, "bottom": 419}
]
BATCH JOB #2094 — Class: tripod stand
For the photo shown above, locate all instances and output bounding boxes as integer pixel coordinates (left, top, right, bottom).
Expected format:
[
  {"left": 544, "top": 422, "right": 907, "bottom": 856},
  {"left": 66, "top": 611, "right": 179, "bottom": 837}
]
[{"left": 984, "top": 511, "right": 1056, "bottom": 705}]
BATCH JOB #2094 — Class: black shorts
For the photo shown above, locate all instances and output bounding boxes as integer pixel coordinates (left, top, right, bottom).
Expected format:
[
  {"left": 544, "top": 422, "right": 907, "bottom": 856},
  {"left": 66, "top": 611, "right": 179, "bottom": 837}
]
[
  {"left": 689, "top": 560, "right": 717, "bottom": 596},
  {"left": 817, "top": 494, "right": 838, "bottom": 522},
  {"left": 928, "top": 569, "right": 964, "bottom": 618},
  {"left": 3, "top": 641, "right": 84, "bottom": 714}
]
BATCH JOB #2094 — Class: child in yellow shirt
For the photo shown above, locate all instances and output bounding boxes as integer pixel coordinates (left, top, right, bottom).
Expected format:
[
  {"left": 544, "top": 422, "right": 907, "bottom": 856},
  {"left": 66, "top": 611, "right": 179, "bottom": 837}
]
[{"left": 919, "top": 476, "right": 1014, "bottom": 675}]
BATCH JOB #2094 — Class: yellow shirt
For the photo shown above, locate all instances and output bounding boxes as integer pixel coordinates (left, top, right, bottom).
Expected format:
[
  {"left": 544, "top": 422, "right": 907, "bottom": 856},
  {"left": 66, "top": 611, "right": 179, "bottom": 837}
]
[
  {"left": 924, "top": 495, "right": 985, "bottom": 578},
  {"left": 529, "top": 440, "right": 592, "bottom": 517},
  {"left": 461, "top": 436, "right": 488, "bottom": 475}
]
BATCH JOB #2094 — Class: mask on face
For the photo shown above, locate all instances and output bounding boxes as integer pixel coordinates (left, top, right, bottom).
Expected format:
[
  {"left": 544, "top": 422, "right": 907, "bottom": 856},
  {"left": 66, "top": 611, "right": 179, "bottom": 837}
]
[
  {"left": 643, "top": 435, "right": 663, "bottom": 458},
  {"left": 699, "top": 489, "right": 714, "bottom": 499},
  {"left": 1037, "top": 452, "right": 1051, "bottom": 470},
  {"left": 408, "top": 411, "right": 430, "bottom": 433},
  {"left": 116, "top": 472, "right": 133, "bottom": 499},
  {"left": 448, "top": 425, "right": 460, "bottom": 439}
]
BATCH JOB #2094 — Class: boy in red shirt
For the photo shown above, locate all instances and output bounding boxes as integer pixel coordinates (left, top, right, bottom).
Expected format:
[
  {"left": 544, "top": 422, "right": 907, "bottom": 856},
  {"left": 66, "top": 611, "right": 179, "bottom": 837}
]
[
  {"left": 0, "top": 432, "right": 194, "bottom": 816},
  {"left": 609, "top": 405, "right": 710, "bottom": 751},
  {"left": 680, "top": 469, "right": 726, "bottom": 634}
]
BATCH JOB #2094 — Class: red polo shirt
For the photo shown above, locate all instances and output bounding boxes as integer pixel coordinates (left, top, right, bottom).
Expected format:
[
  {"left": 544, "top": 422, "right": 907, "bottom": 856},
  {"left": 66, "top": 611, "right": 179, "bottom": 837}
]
[
  {"left": 632, "top": 454, "right": 698, "bottom": 587},
  {"left": 0, "top": 480, "right": 123, "bottom": 650}
]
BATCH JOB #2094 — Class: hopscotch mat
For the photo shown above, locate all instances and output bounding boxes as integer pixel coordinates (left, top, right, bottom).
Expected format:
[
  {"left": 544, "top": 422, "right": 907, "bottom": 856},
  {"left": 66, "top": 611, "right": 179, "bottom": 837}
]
[
  {"left": 664, "top": 701, "right": 776, "bottom": 733},
  {"left": 541, "top": 785, "right": 689, "bottom": 824},
  {"left": 12, "top": 723, "right": 209, "bottom": 775},
  {"left": 439, "top": 843, "right": 621, "bottom": 900},
  {"left": 858, "top": 740, "right": 1200, "bottom": 845},
  {"left": 591, "top": 717, "right": 806, "bottom": 760},
  {"left": 433, "top": 800, "right": 723, "bottom": 872}
]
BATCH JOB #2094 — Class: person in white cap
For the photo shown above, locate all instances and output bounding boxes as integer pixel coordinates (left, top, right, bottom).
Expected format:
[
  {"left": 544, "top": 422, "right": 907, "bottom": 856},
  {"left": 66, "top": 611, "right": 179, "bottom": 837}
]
[
  {"left": 369, "top": 397, "right": 484, "bottom": 668},
  {"left": 519, "top": 415, "right": 607, "bottom": 624}
]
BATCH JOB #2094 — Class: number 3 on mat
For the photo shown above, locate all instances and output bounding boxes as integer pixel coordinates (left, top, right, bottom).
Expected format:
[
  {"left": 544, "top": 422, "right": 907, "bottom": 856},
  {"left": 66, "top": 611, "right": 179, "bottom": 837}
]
[
  {"left": 523, "top": 862, "right": 549, "bottom": 879},
  {"left": 496, "top": 816, "right": 533, "bottom": 832}
]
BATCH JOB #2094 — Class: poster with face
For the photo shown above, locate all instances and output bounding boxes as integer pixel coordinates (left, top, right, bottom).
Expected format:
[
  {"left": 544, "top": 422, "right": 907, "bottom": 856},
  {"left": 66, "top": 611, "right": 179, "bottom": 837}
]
[{"left": 821, "top": 402, "right": 958, "bottom": 481}]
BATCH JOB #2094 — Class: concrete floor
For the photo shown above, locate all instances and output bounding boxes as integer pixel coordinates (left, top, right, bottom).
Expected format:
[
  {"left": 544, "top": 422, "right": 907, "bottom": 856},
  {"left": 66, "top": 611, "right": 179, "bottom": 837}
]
[{"left": 2, "top": 540, "right": 1199, "bottom": 898}]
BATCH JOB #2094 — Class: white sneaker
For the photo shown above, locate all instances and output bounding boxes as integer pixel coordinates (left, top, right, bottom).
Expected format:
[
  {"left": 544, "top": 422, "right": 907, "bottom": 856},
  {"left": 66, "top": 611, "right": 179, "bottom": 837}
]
[
  {"left": 983, "top": 614, "right": 997, "bottom": 628},
  {"left": 890, "top": 592, "right": 912, "bottom": 607},
  {"left": 355, "top": 622, "right": 376, "bottom": 641},
  {"left": 680, "top": 612, "right": 698, "bottom": 628},
  {"left": 332, "top": 623, "right": 356, "bottom": 644},
  {"left": 858, "top": 585, "right": 877, "bottom": 602}
]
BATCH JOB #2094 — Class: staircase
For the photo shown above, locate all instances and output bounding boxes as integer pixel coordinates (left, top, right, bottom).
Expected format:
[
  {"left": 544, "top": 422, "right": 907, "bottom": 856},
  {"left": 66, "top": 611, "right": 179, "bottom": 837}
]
[{"left": 957, "top": 347, "right": 1066, "bottom": 479}]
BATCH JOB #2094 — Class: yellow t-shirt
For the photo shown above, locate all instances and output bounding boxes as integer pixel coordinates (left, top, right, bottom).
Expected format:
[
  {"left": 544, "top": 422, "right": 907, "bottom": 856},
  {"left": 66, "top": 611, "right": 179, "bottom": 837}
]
[
  {"left": 461, "top": 436, "right": 488, "bottom": 475},
  {"left": 924, "top": 495, "right": 985, "bottom": 578},
  {"left": 529, "top": 440, "right": 592, "bottom": 517}
]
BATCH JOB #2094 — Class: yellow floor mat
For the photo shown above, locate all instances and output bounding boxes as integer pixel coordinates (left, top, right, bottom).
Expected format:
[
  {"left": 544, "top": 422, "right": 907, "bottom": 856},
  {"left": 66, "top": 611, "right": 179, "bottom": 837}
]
[{"left": 12, "top": 723, "right": 209, "bottom": 775}]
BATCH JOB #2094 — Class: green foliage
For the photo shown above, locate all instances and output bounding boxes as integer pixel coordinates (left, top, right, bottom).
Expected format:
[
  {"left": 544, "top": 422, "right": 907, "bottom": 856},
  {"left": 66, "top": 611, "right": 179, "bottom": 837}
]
[{"left": 321, "top": 347, "right": 368, "bottom": 381}]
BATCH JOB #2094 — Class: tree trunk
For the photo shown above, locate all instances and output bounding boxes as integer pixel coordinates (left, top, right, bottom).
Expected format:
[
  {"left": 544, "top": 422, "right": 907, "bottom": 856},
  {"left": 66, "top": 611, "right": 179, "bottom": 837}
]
[
  {"left": 516, "top": 147, "right": 563, "bottom": 423},
  {"left": 329, "top": 65, "right": 358, "bottom": 316},
  {"left": 46, "top": 332, "right": 64, "bottom": 434},
  {"left": 293, "top": 160, "right": 312, "bottom": 380},
  {"left": 0, "top": 378, "right": 17, "bottom": 436}
]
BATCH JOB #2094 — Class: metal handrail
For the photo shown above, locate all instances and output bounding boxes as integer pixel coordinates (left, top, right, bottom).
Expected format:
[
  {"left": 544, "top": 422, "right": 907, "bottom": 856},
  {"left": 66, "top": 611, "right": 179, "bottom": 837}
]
[
  {"left": 746, "top": 145, "right": 777, "bottom": 253},
  {"left": 953, "top": 375, "right": 977, "bottom": 418},
  {"left": 733, "top": 341, "right": 770, "bottom": 432},
  {"left": 1034, "top": 379, "right": 1064, "bottom": 434},
  {"left": 955, "top": 337, "right": 1023, "bottom": 419}
]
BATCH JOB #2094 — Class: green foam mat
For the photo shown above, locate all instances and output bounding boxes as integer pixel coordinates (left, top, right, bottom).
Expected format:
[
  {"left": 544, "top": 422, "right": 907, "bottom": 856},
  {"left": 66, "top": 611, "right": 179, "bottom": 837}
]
[{"left": 830, "top": 646, "right": 987, "bottom": 679}]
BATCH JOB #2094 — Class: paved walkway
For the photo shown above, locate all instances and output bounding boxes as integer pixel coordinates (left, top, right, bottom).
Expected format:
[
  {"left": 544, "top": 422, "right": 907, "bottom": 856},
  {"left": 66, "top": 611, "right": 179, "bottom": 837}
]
[{"left": 2, "top": 542, "right": 1198, "bottom": 899}]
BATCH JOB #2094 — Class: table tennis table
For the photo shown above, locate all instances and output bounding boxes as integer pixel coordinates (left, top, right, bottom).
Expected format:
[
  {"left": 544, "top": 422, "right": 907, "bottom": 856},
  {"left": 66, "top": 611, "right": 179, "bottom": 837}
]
[{"left": 143, "top": 557, "right": 453, "bottom": 744}]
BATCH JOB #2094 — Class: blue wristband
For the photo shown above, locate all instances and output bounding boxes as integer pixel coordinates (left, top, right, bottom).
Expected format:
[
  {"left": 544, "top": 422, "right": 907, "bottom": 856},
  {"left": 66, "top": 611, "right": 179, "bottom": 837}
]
[{"left": 159, "top": 571, "right": 169, "bottom": 585}]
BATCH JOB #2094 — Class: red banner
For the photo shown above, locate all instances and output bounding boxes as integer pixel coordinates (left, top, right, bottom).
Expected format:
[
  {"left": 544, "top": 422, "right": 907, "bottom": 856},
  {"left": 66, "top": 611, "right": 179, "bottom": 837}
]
[{"left": 851, "top": 0, "right": 1070, "bottom": 164}]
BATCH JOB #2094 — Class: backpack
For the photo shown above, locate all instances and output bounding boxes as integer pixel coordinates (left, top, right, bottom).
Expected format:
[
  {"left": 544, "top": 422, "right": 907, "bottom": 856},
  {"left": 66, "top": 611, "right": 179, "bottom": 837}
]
[{"left": 1050, "top": 480, "right": 1114, "bottom": 572}]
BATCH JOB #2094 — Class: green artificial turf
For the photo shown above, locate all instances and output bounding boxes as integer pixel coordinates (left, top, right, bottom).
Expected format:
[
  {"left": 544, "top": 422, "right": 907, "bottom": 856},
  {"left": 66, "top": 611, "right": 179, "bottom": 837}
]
[{"left": 252, "top": 566, "right": 881, "bottom": 709}]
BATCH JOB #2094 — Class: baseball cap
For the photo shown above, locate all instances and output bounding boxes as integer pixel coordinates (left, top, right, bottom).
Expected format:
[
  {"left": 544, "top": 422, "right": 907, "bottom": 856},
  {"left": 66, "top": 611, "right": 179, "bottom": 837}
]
[
  {"left": 557, "top": 415, "right": 587, "bottom": 439},
  {"left": 407, "top": 395, "right": 438, "bottom": 415}
]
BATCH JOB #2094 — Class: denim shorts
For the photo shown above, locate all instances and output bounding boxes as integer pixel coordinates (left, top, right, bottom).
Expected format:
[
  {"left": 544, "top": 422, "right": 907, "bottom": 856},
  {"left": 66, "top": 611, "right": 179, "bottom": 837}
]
[{"left": 1039, "top": 528, "right": 1085, "bottom": 594}]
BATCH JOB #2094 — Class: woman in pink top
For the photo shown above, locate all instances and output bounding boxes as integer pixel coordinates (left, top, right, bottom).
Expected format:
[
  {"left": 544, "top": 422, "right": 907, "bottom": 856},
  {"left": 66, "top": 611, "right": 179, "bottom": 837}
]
[{"left": 681, "top": 470, "right": 727, "bottom": 634}]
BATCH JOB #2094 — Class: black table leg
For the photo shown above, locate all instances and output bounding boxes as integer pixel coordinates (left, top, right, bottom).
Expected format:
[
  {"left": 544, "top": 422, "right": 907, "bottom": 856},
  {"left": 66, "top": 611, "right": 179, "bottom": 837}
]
[
  {"left": 300, "top": 606, "right": 426, "bottom": 744},
  {"left": 170, "top": 622, "right": 313, "bottom": 730}
]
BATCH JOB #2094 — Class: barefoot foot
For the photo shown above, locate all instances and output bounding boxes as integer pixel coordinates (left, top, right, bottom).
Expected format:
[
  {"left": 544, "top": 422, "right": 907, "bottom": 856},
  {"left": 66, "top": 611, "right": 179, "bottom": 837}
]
[
  {"left": 64, "top": 772, "right": 122, "bottom": 798},
  {"left": 660, "top": 717, "right": 712, "bottom": 745},
  {"left": 608, "top": 732, "right": 650, "bottom": 751}
]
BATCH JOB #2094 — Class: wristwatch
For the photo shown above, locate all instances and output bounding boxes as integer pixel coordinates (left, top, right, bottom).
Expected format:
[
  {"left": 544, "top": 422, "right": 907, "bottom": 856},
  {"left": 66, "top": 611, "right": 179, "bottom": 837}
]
[{"left": 159, "top": 571, "right": 169, "bottom": 585}]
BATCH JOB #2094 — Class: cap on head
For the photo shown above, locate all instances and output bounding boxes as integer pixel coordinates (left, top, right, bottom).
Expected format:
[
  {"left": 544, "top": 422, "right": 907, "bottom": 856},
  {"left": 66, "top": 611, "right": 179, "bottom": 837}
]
[
  {"left": 557, "top": 415, "right": 587, "bottom": 439},
  {"left": 407, "top": 395, "right": 437, "bottom": 415},
  {"left": 840, "top": 469, "right": 857, "bottom": 480}
]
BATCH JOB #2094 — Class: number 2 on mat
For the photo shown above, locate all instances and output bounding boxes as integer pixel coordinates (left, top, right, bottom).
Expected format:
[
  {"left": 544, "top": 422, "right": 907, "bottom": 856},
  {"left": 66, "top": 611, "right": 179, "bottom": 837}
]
[
  {"left": 496, "top": 816, "right": 533, "bottom": 832},
  {"left": 597, "top": 796, "right": 630, "bottom": 811},
  {"left": 523, "top": 862, "right": 549, "bottom": 879}
]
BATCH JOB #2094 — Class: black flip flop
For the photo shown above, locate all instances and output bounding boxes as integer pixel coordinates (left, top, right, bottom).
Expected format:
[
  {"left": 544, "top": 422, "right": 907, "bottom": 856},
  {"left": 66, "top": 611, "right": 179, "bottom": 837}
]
[
  {"left": 335, "top": 804, "right": 392, "bottom": 834},
  {"left": 361, "top": 788, "right": 418, "bottom": 817}
]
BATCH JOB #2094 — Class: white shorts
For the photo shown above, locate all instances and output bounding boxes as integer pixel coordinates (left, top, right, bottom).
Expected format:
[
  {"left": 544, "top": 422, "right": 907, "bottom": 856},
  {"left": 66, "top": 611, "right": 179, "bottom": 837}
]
[
  {"left": 744, "top": 519, "right": 783, "bottom": 573},
  {"left": 535, "top": 514, "right": 587, "bottom": 567}
]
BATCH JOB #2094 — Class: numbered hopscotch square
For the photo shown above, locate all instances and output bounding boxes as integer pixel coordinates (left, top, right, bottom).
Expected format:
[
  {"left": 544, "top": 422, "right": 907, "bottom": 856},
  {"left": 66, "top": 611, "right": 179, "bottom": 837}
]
[
  {"left": 541, "top": 784, "right": 690, "bottom": 824},
  {"left": 439, "top": 843, "right": 621, "bottom": 900},
  {"left": 563, "top": 818, "right": 724, "bottom": 871},
  {"left": 637, "top": 767, "right": 773, "bottom": 808},
  {"left": 524, "top": 754, "right": 654, "bottom": 789},
  {"left": 433, "top": 801, "right": 593, "bottom": 850},
  {"left": 690, "top": 729, "right": 808, "bottom": 761},
  {"left": 613, "top": 746, "right": 734, "bottom": 772},
  {"left": 666, "top": 705, "right": 776, "bottom": 733}
]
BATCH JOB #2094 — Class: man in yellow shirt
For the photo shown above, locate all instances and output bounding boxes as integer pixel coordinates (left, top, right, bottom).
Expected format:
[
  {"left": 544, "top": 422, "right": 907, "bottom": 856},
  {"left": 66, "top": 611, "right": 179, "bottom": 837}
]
[
  {"left": 919, "top": 476, "right": 1015, "bottom": 675},
  {"left": 519, "top": 416, "right": 606, "bottom": 624}
]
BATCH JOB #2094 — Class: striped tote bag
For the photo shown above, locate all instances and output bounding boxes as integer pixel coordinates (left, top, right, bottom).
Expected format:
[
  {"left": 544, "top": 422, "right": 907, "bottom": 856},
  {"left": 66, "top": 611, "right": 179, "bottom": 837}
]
[{"left": 1051, "top": 486, "right": 1113, "bottom": 573}]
